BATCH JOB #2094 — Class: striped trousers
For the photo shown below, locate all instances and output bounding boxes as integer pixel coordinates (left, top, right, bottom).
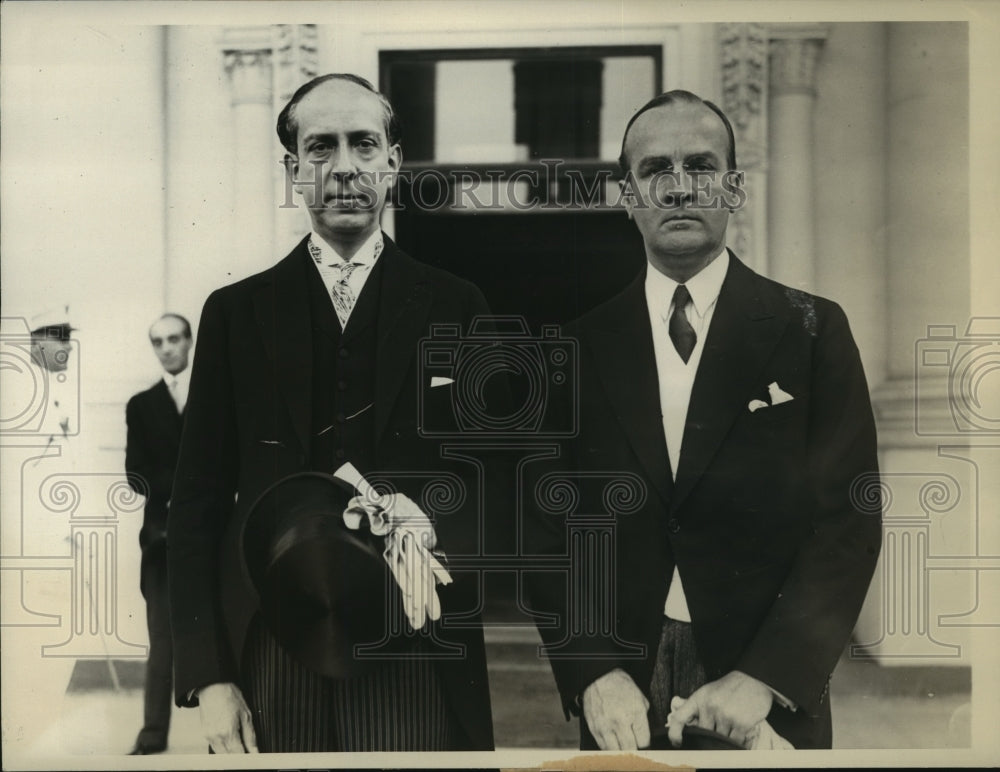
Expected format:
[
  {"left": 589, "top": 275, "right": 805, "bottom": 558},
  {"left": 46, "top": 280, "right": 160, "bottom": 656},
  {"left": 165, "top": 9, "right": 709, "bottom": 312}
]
[
  {"left": 648, "top": 617, "right": 709, "bottom": 728},
  {"left": 241, "top": 619, "right": 458, "bottom": 752}
]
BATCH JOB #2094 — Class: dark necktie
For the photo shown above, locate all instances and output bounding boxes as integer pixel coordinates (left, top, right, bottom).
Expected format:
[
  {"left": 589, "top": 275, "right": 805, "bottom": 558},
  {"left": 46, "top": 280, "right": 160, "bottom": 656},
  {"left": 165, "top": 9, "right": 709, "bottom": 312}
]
[{"left": 669, "top": 284, "right": 697, "bottom": 363}]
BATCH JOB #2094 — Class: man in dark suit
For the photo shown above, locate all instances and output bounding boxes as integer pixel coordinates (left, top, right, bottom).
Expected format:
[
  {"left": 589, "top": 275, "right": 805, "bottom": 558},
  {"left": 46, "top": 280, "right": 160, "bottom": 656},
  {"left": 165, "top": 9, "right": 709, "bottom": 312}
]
[
  {"left": 525, "top": 90, "right": 881, "bottom": 751},
  {"left": 125, "top": 312, "right": 192, "bottom": 754},
  {"left": 167, "top": 74, "right": 495, "bottom": 753}
]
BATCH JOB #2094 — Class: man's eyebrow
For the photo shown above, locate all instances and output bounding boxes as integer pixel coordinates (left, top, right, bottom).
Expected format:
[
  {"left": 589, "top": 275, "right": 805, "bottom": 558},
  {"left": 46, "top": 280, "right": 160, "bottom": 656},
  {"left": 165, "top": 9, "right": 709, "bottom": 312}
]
[
  {"left": 302, "top": 129, "right": 383, "bottom": 144},
  {"left": 301, "top": 131, "right": 335, "bottom": 145},
  {"left": 347, "top": 129, "right": 383, "bottom": 143},
  {"left": 684, "top": 151, "right": 722, "bottom": 164},
  {"left": 636, "top": 155, "right": 672, "bottom": 171},
  {"left": 636, "top": 151, "right": 722, "bottom": 171}
]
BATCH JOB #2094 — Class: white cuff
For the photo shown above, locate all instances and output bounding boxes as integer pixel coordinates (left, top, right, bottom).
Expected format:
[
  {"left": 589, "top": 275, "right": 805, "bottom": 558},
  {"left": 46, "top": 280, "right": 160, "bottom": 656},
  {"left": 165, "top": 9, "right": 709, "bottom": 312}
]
[{"left": 768, "top": 686, "right": 797, "bottom": 712}]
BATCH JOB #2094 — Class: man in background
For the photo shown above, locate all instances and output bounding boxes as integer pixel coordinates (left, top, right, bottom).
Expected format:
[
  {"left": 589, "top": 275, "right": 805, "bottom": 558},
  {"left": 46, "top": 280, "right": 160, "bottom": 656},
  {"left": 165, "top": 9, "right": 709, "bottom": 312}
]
[
  {"left": 27, "top": 306, "right": 77, "bottom": 444},
  {"left": 125, "top": 313, "right": 193, "bottom": 754}
]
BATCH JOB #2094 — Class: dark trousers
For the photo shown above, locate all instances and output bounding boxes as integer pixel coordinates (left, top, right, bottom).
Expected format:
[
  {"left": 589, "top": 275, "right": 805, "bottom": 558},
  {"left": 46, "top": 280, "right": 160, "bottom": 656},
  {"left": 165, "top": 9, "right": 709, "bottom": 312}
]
[
  {"left": 580, "top": 617, "right": 707, "bottom": 750},
  {"left": 240, "top": 618, "right": 460, "bottom": 752},
  {"left": 137, "top": 543, "right": 172, "bottom": 747}
]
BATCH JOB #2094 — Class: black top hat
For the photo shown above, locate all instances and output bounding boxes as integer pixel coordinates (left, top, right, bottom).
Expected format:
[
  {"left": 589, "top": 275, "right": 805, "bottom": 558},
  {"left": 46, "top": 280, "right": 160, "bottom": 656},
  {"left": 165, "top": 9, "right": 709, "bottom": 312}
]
[
  {"left": 647, "top": 723, "right": 745, "bottom": 750},
  {"left": 242, "top": 472, "right": 404, "bottom": 679}
]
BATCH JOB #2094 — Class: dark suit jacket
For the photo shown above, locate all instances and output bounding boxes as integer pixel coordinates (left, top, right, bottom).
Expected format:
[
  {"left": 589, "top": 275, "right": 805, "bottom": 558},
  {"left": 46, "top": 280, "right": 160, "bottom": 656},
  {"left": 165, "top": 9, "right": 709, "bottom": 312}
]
[
  {"left": 126, "top": 379, "right": 183, "bottom": 551},
  {"left": 167, "top": 234, "right": 495, "bottom": 750},
  {"left": 525, "top": 252, "right": 882, "bottom": 749}
]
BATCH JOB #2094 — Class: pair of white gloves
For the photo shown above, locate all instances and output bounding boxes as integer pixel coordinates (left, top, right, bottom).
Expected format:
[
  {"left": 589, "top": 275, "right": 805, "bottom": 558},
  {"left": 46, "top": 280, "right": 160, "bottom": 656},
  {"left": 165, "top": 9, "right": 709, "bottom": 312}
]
[{"left": 335, "top": 463, "right": 452, "bottom": 631}]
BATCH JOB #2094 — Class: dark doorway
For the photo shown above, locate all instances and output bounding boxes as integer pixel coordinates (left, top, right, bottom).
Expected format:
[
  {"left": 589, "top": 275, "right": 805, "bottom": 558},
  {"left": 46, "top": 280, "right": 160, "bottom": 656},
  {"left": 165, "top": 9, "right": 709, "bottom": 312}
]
[
  {"left": 381, "top": 45, "right": 660, "bottom": 328},
  {"left": 395, "top": 206, "right": 646, "bottom": 330}
]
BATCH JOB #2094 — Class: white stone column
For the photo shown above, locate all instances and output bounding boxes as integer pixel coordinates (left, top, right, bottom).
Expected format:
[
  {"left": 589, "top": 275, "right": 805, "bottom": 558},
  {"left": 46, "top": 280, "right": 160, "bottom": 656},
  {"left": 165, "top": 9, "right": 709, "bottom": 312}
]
[
  {"left": 767, "top": 27, "right": 827, "bottom": 291},
  {"left": 222, "top": 29, "right": 275, "bottom": 274},
  {"left": 886, "top": 22, "right": 970, "bottom": 380},
  {"left": 812, "top": 23, "right": 888, "bottom": 389}
]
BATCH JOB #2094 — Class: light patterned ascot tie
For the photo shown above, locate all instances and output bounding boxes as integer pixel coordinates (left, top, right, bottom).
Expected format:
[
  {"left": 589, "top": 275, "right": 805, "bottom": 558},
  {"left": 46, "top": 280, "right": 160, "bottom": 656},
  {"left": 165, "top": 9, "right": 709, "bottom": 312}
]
[
  {"left": 329, "top": 261, "right": 361, "bottom": 328},
  {"left": 309, "top": 239, "right": 359, "bottom": 328}
]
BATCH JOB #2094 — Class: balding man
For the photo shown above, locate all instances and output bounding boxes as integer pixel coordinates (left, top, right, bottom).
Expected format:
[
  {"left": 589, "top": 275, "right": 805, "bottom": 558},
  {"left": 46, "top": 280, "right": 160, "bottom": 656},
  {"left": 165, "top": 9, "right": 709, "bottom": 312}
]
[
  {"left": 125, "top": 313, "right": 193, "bottom": 754},
  {"left": 168, "top": 74, "right": 495, "bottom": 753},
  {"left": 526, "top": 90, "right": 882, "bottom": 751}
]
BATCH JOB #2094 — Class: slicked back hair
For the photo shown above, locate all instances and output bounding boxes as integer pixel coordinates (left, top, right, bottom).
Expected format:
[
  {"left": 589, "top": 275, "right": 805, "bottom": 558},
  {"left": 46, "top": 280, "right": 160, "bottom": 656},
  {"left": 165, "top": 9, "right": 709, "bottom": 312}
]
[
  {"left": 151, "top": 313, "right": 192, "bottom": 340},
  {"left": 618, "top": 90, "right": 737, "bottom": 174},
  {"left": 276, "top": 73, "right": 401, "bottom": 155}
]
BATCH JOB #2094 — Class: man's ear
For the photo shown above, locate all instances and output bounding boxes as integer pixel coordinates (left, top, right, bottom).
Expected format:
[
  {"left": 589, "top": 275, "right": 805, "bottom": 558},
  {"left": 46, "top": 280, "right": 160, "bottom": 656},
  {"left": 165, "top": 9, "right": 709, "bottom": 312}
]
[
  {"left": 723, "top": 169, "right": 746, "bottom": 213},
  {"left": 619, "top": 178, "right": 635, "bottom": 220},
  {"left": 283, "top": 153, "right": 300, "bottom": 189},
  {"left": 386, "top": 144, "right": 402, "bottom": 187}
]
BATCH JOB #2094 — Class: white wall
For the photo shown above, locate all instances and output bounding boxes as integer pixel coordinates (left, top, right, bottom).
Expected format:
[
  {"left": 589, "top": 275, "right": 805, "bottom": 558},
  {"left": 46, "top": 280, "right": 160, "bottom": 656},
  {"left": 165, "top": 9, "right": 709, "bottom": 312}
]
[
  {"left": 886, "top": 22, "right": 970, "bottom": 380},
  {"left": 0, "top": 21, "right": 167, "bottom": 753},
  {"left": 813, "top": 22, "right": 889, "bottom": 389},
  {"left": 163, "top": 26, "right": 240, "bottom": 326},
  {"left": 1, "top": 23, "right": 169, "bottom": 455}
]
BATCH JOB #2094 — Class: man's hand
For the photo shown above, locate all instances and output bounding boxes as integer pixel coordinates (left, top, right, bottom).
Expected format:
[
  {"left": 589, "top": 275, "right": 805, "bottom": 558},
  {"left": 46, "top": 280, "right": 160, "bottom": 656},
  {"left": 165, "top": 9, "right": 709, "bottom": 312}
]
[
  {"left": 666, "top": 670, "right": 772, "bottom": 748},
  {"left": 197, "top": 682, "right": 258, "bottom": 753},
  {"left": 582, "top": 668, "right": 650, "bottom": 750}
]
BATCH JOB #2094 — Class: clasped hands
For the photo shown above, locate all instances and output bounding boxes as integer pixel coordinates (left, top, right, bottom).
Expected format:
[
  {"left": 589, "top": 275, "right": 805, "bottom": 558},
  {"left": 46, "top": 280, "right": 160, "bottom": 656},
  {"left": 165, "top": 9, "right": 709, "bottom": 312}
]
[{"left": 582, "top": 668, "right": 793, "bottom": 751}]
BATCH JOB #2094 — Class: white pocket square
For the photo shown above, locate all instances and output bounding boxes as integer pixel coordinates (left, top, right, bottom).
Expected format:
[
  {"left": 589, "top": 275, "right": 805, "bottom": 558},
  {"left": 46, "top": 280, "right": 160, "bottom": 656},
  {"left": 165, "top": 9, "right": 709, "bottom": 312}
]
[
  {"left": 748, "top": 381, "right": 795, "bottom": 412},
  {"left": 430, "top": 376, "right": 455, "bottom": 388},
  {"left": 768, "top": 381, "right": 794, "bottom": 405}
]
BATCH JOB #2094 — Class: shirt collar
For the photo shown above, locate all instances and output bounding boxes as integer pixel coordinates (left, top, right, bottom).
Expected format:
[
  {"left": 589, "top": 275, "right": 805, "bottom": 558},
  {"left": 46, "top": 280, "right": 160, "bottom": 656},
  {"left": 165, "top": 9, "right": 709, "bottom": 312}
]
[
  {"left": 645, "top": 247, "right": 730, "bottom": 318},
  {"left": 309, "top": 229, "right": 383, "bottom": 268},
  {"left": 163, "top": 365, "right": 191, "bottom": 390}
]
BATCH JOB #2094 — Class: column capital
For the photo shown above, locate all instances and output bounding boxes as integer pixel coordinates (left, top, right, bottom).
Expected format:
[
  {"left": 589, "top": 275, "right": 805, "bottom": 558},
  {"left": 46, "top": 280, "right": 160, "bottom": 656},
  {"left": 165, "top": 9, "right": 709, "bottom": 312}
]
[
  {"left": 719, "top": 23, "right": 768, "bottom": 137},
  {"left": 220, "top": 26, "right": 274, "bottom": 106},
  {"left": 768, "top": 24, "right": 829, "bottom": 97},
  {"left": 275, "top": 24, "right": 319, "bottom": 104}
]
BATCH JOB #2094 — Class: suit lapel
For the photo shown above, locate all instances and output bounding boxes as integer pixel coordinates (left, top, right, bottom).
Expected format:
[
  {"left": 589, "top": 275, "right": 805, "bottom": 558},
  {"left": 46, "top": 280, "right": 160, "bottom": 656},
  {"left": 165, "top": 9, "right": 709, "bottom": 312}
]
[
  {"left": 587, "top": 273, "right": 674, "bottom": 509},
  {"left": 253, "top": 238, "right": 314, "bottom": 454},
  {"left": 374, "top": 238, "right": 433, "bottom": 443},
  {"left": 151, "top": 380, "right": 182, "bottom": 447},
  {"left": 669, "top": 254, "right": 788, "bottom": 515}
]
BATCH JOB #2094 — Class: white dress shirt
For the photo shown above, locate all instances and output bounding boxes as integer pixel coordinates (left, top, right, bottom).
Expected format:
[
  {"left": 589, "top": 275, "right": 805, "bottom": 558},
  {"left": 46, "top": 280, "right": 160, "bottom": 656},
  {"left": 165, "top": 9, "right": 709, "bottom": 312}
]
[
  {"left": 308, "top": 229, "right": 384, "bottom": 326},
  {"left": 644, "top": 248, "right": 729, "bottom": 622},
  {"left": 163, "top": 365, "right": 191, "bottom": 414}
]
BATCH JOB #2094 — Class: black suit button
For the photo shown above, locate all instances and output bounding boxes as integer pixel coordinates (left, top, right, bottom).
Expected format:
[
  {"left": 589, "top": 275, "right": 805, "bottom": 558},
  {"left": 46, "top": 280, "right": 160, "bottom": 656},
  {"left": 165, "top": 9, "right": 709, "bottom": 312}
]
[
  {"left": 339, "top": 348, "right": 349, "bottom": 359},
  {"left": 336, "top": 413, "right": 346, "bottom": 424},
  {"left": 667, "top": 518, "right": 680, "bottom": 533},
  {"left": 335, "top": 448, "right": 345, "bottom": 460},
  {"left": 337, "top": 380, "right": 348, "bottom": 391}
]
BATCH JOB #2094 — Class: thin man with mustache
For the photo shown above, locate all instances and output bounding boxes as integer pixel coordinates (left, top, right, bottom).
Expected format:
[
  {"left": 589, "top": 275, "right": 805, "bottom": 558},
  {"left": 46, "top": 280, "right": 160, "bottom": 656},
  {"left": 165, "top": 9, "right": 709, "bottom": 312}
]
[{"left": 167, "top": 74, "right": 496, "bottom": 754}]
